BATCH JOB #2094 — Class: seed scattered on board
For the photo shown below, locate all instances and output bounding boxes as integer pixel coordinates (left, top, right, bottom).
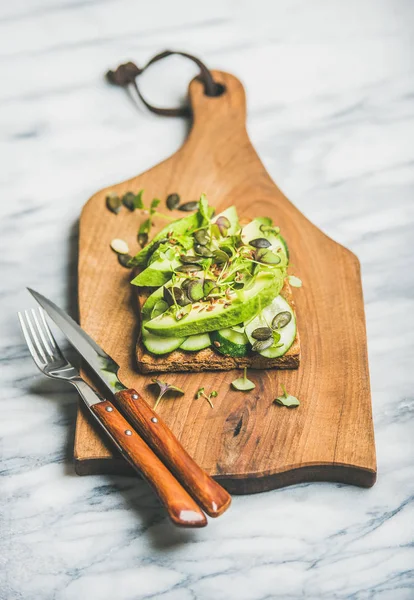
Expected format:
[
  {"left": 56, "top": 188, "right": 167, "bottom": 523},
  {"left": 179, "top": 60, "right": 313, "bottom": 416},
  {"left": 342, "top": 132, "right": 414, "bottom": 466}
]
[{"left": 110, "top": 238, "right": 129, "bottom": 255}]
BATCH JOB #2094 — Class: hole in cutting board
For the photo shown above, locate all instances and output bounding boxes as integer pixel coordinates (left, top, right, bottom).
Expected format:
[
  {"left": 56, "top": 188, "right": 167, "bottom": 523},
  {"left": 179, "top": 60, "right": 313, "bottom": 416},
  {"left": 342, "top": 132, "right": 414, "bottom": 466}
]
[{"left": 205, "top": 82, "right": 226, "bottom": 97}]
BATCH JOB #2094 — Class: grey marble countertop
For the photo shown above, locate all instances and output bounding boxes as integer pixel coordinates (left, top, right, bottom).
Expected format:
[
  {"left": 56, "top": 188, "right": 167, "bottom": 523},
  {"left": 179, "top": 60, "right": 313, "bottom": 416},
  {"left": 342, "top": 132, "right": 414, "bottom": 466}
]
[{"left": 1, "top": 1, "right": 414, "bottom": 599}]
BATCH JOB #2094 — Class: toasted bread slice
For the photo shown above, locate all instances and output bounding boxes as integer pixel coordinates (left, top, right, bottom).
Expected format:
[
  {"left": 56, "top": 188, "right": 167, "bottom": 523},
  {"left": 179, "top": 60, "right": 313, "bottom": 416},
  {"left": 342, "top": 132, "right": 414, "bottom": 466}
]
[{"left": 135, "top": 280, "right": 300, "bottom": 374}]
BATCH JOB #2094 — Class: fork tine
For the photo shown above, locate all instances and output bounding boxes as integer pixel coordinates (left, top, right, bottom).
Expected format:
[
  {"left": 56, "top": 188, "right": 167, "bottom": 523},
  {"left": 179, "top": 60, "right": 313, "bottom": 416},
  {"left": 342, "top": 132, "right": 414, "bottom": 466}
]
[
  {"left": 18, "top": 311, "right": 46, "bottom": 369},
  {"left": 24, "top": 309, "right": 48, "bottom": 363},
  {"left": 37, "top": 308, "right": 64, "bottom": 359},
  {"left": 31, "top": 308, "right": 54, "bottom": 358}
]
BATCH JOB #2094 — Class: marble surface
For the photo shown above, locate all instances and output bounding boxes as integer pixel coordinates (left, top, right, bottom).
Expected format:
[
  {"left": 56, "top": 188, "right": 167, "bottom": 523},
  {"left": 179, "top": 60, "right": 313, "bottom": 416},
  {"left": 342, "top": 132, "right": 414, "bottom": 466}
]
[{"left": 1, "top": 0, "right": 414, "bottom": 598}]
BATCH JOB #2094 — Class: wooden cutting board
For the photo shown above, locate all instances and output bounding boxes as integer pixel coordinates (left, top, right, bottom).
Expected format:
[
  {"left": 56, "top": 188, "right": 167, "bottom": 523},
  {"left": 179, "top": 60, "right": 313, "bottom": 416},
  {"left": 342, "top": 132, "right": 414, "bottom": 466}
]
[{"left": 75, "top": 71, "right": 376, "bottom": 493}]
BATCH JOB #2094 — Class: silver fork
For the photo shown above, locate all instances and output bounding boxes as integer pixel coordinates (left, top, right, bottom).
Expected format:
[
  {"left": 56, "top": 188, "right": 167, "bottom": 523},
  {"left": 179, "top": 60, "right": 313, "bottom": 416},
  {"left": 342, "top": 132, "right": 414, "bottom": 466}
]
[
  {"left": 18, "top": 307, "right": 207, "bottom": 528},
  {"left": 18, "top": 307, "right": 101, "bottom": 407}
]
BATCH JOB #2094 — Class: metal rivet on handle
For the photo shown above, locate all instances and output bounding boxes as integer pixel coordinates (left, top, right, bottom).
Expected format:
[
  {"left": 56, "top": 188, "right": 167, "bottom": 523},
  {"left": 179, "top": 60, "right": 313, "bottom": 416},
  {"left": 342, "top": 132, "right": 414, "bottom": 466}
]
[
  {"left": 105, "top": 406, "right": 113, "bottom": 412},
  {"left": 151, "top": 417, "right": 158, "bottom": 423},
  {"left": 131, "top": 393, "right": 138, "bottom": 400},
  {"left": 125, "top": 430, "right": 132, "bottom": 436}
]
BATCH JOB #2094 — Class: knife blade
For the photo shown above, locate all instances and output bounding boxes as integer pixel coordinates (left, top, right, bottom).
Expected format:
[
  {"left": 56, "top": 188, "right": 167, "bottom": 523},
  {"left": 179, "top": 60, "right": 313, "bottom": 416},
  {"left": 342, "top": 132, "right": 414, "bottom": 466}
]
[
  {"left": 28, "top": 288, "right": 231, "bottom": 518},
  {"left": 27, "top": 288, "right": 126, "bottom": 394}
]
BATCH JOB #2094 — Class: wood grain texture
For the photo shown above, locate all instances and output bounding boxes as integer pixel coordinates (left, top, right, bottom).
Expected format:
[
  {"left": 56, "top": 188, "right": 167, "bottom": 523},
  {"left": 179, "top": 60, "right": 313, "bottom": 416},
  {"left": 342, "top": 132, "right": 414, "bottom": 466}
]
[
  {"left": 115, "top": 389, "right": 231, "bottom": 517},
  {"left": 91, "top": 400, "right": 207, "bottom": 527},
  {"left": 76, "top": 71, "right": 376, "bottom": 493}
]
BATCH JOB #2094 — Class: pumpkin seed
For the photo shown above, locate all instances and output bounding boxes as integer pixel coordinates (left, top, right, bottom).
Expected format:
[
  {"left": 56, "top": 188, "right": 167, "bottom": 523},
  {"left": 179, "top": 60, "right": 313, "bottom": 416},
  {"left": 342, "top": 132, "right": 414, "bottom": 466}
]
[
  {"left": 181, "top": 279, "right": 192, "bottom": 291},
  {"left": 118, "top": 253, "right": 133, "bottom": 268},
  {"left": 252, "top": 338, "right": 274, "bottom": 352},
  {"left": 194, "top": 244, "right": 213, "bottom": 257},
  {"left": 194, "top": 228, "right": 210, "bottom": 245},
  {"left": 122, "top": 192, "right": 136, "bottom": 211},
  {"left": 106, "top": 193, "right": 122, "bottom": 214},
  {"left": 215, "top": 216, "right": 231, "bottom": 236},
  {"left": 187, "top": 280, "right": 204, "bottom": 302},
  {"left": 146, "top": 238, "right": 168, "bottom": 262},
  {"left": 110, "top": 238, "right": 129, "bottom": 255},
  {"left": 255, "top": 248, "right": 281, "bottom": 265},
  {"left": 251, "top": 326, "right": 273, "bottom": 340},
  {"left": 203, "top": 279, "right": 217, "bottom": 297},
  {"left": 166, "top": 193, "right": 180, "bottom": 210},
  {"left": 176, "top": 264, "right": 201, "bottom": 273},
  {"left": 272, "top": 311, "right": 292, "bottom": 329},
  {"left": 178, "top": 201, "right": 198, "bottom": 212},
  {"left": 177, "top": 293, "right": 191, "bottom": 307},
  {"left": 163, "top": 287, "right": 184, "bottom": 306},
  {"left": 151, "top": 299, "right": 168, "bottom": 319},
  {"left": 138, "top": 232, "right": 148, "bottom": 248},
  {"left": 249, "top": 238, "right": 272, "bottom": 249},
  {"left": 180, "top": 254, "right": 203, "bottom": 265},
  {"left": 213, "top": 249, "right": 229, "bottom": 264},
  {"left": 288, "top": 275, "right": 302, "bottom": 288}
]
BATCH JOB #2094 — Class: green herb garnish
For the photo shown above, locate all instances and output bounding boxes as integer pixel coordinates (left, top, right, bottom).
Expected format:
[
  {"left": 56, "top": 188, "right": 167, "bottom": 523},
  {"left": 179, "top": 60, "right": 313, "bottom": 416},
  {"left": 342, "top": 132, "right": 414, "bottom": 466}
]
[
  {"left": 151, "top": 379, "right": 184, "bottom": 410},
  {"left": 195, "top": 387, "right": 217, "bottom": 408},
  {"left": 150, "top": 198, "right": 161, "bottom": 214},
  {"left": 274, "top": 384, "right": 300, "bottom": 408},
  {"left": 231, "top": 367, "right": 255, "bottom": 392}
]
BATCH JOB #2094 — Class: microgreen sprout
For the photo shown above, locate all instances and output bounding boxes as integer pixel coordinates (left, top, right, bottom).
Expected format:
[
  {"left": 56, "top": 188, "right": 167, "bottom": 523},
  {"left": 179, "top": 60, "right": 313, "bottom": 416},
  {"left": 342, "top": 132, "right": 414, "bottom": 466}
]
[
  {"left": 274, "top": 384, "right": 300, "bottom": 408},
  {"left": 195, "top": 387, "right": 217, "bottom": 408},
  {"left": 231, "top": 368, "right": 256, "bottom": 392},
  {"left": 151, "top": 379, "right": 184, "bottom": 410}
]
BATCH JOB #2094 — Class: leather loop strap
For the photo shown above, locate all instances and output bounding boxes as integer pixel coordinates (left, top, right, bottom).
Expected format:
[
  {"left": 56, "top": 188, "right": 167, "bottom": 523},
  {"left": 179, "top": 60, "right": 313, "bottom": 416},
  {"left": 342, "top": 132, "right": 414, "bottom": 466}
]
[{"left": 106, "top": 50, "right": 221, "bottom": 117}]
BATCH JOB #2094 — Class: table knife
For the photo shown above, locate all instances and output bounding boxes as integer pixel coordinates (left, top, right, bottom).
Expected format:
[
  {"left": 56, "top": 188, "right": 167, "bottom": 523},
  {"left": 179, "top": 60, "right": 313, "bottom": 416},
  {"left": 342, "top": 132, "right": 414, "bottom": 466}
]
[{"left": 28, "top": 288, "right": 231, "bottom": 518}]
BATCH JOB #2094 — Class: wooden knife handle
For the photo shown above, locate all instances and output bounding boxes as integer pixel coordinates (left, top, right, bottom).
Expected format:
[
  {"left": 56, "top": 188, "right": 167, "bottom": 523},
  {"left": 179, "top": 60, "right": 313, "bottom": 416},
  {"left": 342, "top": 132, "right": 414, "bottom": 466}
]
[
  {"left": 114, "top": 389, "right": 232, "bottom": 518},
  {"left": 91, "top": 400, "right": 207, "bottom": 528}
]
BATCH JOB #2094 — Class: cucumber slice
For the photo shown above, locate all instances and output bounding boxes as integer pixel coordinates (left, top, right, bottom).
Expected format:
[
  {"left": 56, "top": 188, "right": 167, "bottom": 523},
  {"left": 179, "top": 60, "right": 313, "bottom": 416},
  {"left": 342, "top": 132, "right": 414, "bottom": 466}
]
[
  {"left": 212, "top": 206, "right": 239, "bottom": 235},
  {"left": 241, "top": 219, "right": 289, "bottom": 265},
  {"left": 245, "top": 295, "right": 296, "bottom": 358},
  {"left": 180, "top": 333, "right": 211, "bottom": 352},
  {"left": 141, "top": 287, "right": 185, "bottom": 354},
  {"left": 142, "top": 330, "right": 185, "bottom": 355},
  {"left": 210, "top": 327, "right": 250, "bottom": 357}
]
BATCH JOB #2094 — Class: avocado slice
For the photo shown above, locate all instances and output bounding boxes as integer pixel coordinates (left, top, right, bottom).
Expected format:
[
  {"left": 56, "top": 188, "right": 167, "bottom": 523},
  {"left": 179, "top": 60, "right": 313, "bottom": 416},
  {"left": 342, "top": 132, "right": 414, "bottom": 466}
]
[
  {"left": 131, "top": 258, "right": 181, "bottom": 287},
  {"left": 132, "top": 205, "right": 240, "bottom": 287},
  {"left": 144, "top": 271, "right": 284, "bottom": 338},
  {"left": 129, "top": 205, "right": 215, "bottom": 268}
]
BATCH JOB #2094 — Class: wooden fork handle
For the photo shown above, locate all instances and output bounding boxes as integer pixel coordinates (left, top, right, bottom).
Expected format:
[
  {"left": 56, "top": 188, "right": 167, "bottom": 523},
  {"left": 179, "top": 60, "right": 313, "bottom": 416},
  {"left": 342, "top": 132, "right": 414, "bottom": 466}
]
[
  {"left": 90, "top": 400, "right": 207, "bottom": 528},
  {"left": 114, "top": 389, "right": 232, "bottom": 518}
]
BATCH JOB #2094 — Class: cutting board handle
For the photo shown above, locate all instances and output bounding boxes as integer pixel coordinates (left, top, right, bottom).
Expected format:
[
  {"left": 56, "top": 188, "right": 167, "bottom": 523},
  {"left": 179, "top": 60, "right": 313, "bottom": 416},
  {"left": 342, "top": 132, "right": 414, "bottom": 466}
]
[{"left": 188, "top": 71, "right": 247, "bottom": 135}]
